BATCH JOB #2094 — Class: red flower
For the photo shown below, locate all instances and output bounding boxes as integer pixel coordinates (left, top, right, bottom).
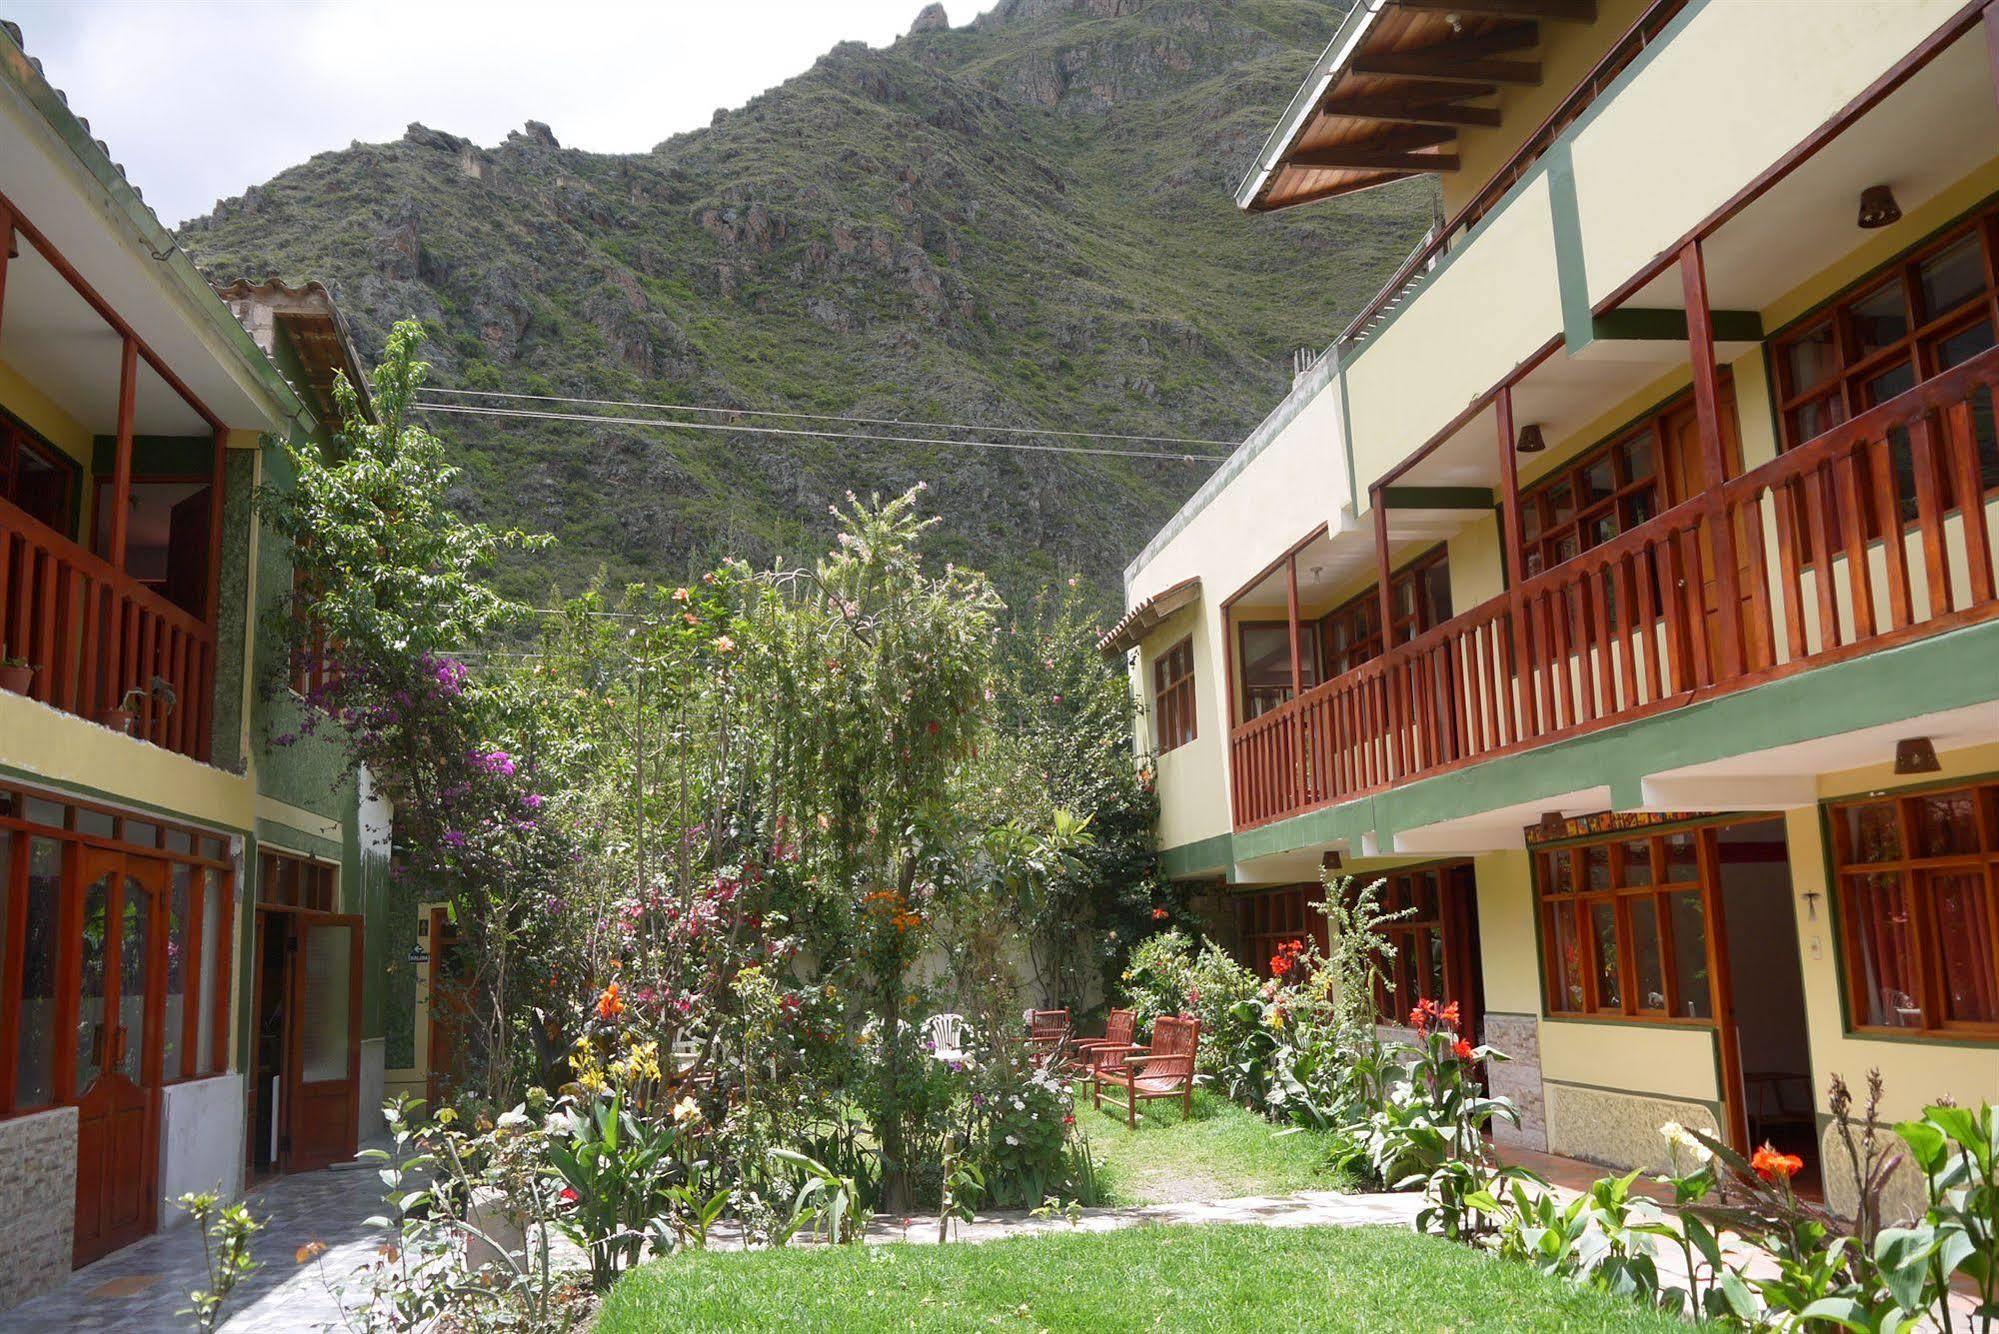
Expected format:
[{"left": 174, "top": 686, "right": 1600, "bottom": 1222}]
[
  {"left": 1151, "top": 907, "right": 1169, "bottom": 921},
  {"left": 1270, "top": 952, "right": 1294, "bottom": 978},
  {"left": 1452, "top": 1038, "right": 1474, "bottom": 1061},
  {"left": 1751, "top": 1142, "right": 1804, "bottom": 1182},
  {"left": 595, "top": 981, "right": 625, "bottom": 1022},
  {"left": 559, "top": 1187, "right": 579, "bottom": 1205}
]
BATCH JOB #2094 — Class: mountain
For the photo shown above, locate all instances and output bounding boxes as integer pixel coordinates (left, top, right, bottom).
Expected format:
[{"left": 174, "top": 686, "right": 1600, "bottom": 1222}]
[{"left": 178, "top": 0, "right": 1434, "bottom": 601}]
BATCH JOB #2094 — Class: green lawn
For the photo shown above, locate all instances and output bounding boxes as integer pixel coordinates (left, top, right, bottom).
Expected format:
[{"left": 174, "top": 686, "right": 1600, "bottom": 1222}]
[
  {"left": 597, "top": 1224, "right": 1685, "bottom": 1332},
  {"left": 1083, "top": 1086, "right": 1353, "bottom": 1205}
]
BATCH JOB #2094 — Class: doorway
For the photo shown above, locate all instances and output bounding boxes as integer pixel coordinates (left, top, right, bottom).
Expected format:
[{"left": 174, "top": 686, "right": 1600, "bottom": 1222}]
[
  {"left": 1716, "top": 818, "right": 1817, "bottom": 1188},
  {"left": 246, "top": 908, "right": 363, "bottom": 1180},
  {"left": 71, "top": 848, "right": 166, "bottom": 1266}
]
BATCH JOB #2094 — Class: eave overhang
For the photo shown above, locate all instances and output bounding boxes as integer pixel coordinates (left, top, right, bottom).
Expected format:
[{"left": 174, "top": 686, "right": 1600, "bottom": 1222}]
[{"left": 1098, "top": 576, "right": 1201, "bottom": 657}]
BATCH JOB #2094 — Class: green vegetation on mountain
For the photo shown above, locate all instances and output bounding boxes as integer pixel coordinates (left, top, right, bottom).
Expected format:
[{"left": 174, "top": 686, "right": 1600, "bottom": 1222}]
[{"left": 180, "top": 0, "right": 1434, "bottom": 599}]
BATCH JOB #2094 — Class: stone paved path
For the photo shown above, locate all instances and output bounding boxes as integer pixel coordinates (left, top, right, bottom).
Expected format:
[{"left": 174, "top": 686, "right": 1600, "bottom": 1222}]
[{"left": 5, "top": 1164, "right": 390, "bottom": 1333}]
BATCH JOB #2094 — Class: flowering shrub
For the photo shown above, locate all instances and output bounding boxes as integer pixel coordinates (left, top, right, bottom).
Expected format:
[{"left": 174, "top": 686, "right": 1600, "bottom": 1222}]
[{"left": 974, "top": 1066, "right": 1080, "bottom": 1209}]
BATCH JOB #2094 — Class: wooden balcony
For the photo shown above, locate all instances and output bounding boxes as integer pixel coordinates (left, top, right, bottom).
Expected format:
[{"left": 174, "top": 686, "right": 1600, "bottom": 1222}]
[
  {"left": 0, "top": 495, "right": 215, "bottom": 760},
  {"left": 1230, "top": 344, "right": 1999, "bottom": 830}
]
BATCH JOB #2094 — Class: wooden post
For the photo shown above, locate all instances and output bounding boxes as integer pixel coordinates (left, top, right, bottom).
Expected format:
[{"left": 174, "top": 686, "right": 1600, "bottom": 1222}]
[
  {"left": 1372, "top": 487, "right": 1394, "bottom": 642},
  {"left": 1495, "top": 384, "right": 1526, "bottom": 587},
  {"left": 109, "top": 336, "right": 137, "bottom": 573},
  {"left": 1285, "top": 553, "right": 1303, "bottom": 699},
  {"left": 1678, "top": 240, "right": 1745, "bottom": 679},
  {"left": 203, "top": 428, "right": 227, "bottom": 625}
]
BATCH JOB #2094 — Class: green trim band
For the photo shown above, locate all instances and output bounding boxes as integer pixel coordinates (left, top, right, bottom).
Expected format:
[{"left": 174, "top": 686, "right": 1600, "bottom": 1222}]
[{"left": 1380, "top": 486, "right": 1495, "bottom": 510}]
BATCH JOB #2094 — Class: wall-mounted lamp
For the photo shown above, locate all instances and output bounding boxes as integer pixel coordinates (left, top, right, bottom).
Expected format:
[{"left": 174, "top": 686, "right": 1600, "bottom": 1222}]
[
  {"left": 1322, "top": 850, "right": 1343, "bottom": 872},
  {"left": 1536, "top": 810, "right": 1568, "bottom": 839},
  {"left": 1515, "top": 423, "right": 1547, "bottom": 454},
  {"left": 1893, "top": 736, "right": 1940, "bottom": 775},
  {"left": 1858, "top": 185, "right": 1902, "bottom": 230}
]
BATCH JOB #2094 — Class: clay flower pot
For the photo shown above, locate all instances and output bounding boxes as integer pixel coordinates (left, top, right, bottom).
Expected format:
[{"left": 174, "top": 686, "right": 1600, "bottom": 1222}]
[
  {"left": 0, "top": 664, "right": 32, "bottom": 695},
  {"left": 96, "top": 707, "right": 137, "bottom": 735}
]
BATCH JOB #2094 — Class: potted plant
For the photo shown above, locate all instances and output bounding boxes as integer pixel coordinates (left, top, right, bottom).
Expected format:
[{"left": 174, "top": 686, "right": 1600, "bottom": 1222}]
[
  {"left": 98, "top": 687, "right": 148, "bottom": 735},
  {"left": 0, "top": 648, "right": 32, "bottom": 695}
]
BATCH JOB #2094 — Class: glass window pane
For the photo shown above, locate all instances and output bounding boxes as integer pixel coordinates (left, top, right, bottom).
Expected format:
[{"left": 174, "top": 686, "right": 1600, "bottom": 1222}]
[
  {"left": 1931, "top": 871, "right": 1997, "bottom": 1025},
  {"left": 1916, "top": 792, "right": 1981, "bottom": 858},
  {"left": 1590, "top": 901, "right": 1622, "bottom": 1009},
  {"left": 1917, "top": 233, "right": 1985, "bottom": 321},
  {"left": 1547, "top": 483, "right": 1575, "bottom": 526},
  {"left": 162, "top": 864, "right": 190, "bottom": 1080},
  {"left": 77, "top": 869, "right": 112, "bottom": 1095},
  {"left": 1581, "top": 456, "right": 1617, "bottom": 505},
  {"left": 197, "top": 869, "right": 222, "bottom": 1074},
  {"left": 1933, "top": 319, "right": 1995, "bottom": 372},
  {"left": 23, "top": 797, "right": 65, "bottom": 828},
  {"left": 1863, "top": 360, "right": 1918, "bottom": 408},
  {"left": 301, "top": 926, "right": 352, "bottom": 1083},
  {"left": 1845, "top": 873, "right": 1923, "bottom": 1028},
  {"left": 16, "top": 839, "right": 61, "bottom": 1108},
  {"left": 1551, "top": 903, "right": 1585, "bottom": 1012},
  {"left": 163, "top": 829, "right": 192, "bottom": 855},
  {"left": 1424, "top": 928, "right": 1447, "bottom": 1005},
  {"left": 116, "top": 877, "right": 153, "bottom": 1084},
  {"left": 75, "top": 808, "right": 114, "bottom": 839},
  {"left": 121, "top": 820, "right": 158, "bottom": 849},
  {"left": 1663, "top": 831, "right": 1699, "bottom": 882},
  {"left": 1621, "top": 490, "right": 1658, "bottom": 530},
  {"left": 1615, "top": 434, "right": 1656, "bottom": 483},
  {"left": 1552, "top": 532, "right": 1580, "bottom": 565},
  {"left": 1842, "top": 802, "right": 1903, "bottom": 863},
  {"left": 1585, "top": 843, "right": 1612, "bottom": 891},
  {"left": 1415, "top": 871, "right": 1440, "bottom": 922},
  {"left": 1851, "top": 281, "right": 1910, "bottom": 359},
  {"left": 200, "top": 836, "right": 227, "bottom": 862},
  {"left": 1790, "top": 393, "right": 1847, "bottom": 446},
  {"left": 1619, "top": 840, "right": 1654, "bottom": 887},
  {"left": 1668, "top": 888, "right": 1713, "bottom": 1019},
  {"left": 1545, "top": 850, "right": 1575, "bottom": 895},
  {"left": 1631, "top": 897, "right": 1666, "bottom": 1011},
  {"left": 1784, "top": 322, "right": 1840, "bottom": 394}
]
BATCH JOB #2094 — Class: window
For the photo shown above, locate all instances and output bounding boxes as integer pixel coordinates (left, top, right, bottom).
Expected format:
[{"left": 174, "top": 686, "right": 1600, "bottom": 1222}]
[
  {"left": 1237, "top": 623, "right": 1320, "bottom": 720},
  {"left": 259, "top": 849, "right": 337, "bottom": 912},
  {"left": 1539, "top": 827, "right": 1713, "bottom": 1022},
  {"left": 1830, "top": 780, "right": 1999, "bottom": 1037},
  {"left": 1151, "top": 636, "right": 1197, "bottom": 753},
  {"left": 1772, "top": 206, "right": 1999, "bottom": 506},
  {"left": 1315, "top": 548, "right": 1451, "bottom": 685},
  {"left": 0, "top": 784, "right": 235, "bottom": 1112},
  {"left": 1521, "top": 421, "right": 1668, "bottom": 578},
  {"left": 1235, "top": 884, "right": 1329, "bottom": 978},
  {"left": 1368, "top": 863, "right": 1476, "bottom": 1025},
  {"left": 0, "top": 414, "right": 76, "bottom": 534}
]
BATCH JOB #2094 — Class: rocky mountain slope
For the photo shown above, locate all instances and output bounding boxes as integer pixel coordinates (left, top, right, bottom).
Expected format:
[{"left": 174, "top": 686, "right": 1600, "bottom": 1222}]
[{"left": 180, "top": 0, "right": 1434, "bottom": 600}]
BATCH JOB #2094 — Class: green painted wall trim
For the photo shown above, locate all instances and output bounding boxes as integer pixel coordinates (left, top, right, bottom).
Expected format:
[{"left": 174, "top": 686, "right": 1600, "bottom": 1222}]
[
  {"left": 1380, "top": 485, "right": 1495, "bottom": 510},
  {"left": 1591, "top": 308, "right": 1764, "bottom": 343},
  {"left": 1548, "top": 139, "right": 1593, "bottom": 352},
  {"left": 255, "top": 816, "right": 343, "bottom": 862},
  {"left": 1159, "top": 831, "right": 1234, "bottom": 881},
  {"left": 90, "top": 434, "right": 215, "bottom": 475},
  {"left": 1226, "top": 617, "right": 1999, "bottom": 865}
]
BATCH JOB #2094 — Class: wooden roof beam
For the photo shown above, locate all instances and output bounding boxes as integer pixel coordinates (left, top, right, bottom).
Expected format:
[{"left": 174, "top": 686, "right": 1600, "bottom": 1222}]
[
  {"left": 1393, "top": 0, "right": 1597, "bottom": 22},
  {"left": 1289, "top": 146, "right": 1462, "bottom": 172},
  {"left": 1352, "top": 50, "right": 1541, "bottom": 85},
  {"left": 1321, "top": 95, "right": 1503, "bottom": 128}
]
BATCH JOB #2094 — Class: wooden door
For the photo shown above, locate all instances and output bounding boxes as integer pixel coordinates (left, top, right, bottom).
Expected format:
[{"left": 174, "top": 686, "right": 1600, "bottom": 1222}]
[
  {"left": 1664, "top": 387, "right": 1754, "bottom": 662},
  {"left": 425, "top": 908, "right": 469, "bottom": 1107},
  {"left": 282, "top": 914, "right": 362, "bottom": 1171},
  {"left": 72, "top": 851, "right": 164, "bottom": 1266}
]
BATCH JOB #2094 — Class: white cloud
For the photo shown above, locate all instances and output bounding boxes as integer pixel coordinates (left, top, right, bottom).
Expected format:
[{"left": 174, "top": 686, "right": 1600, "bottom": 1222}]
[{"left": 10, "top": 0, "right": 945, "bottom": 226}]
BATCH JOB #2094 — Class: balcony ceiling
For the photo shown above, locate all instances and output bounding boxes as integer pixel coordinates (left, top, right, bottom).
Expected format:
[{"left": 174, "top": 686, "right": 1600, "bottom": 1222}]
[
  {"left": 1614, "top": 27, "right": 1999, "bottom": 315},
  {"left": 0, "top": 243, "right": 209, "bottom": 436},
  {"left": 1240, "top": 0, "right": 1602, "bottom": 214}
]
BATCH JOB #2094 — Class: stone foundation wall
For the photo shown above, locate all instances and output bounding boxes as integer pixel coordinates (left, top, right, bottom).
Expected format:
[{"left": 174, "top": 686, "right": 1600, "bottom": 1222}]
[
  {"left": 1820, "top": 1119, "right": 1928, "bottom": 1224},
  {"left": 0, "top": 1105, "right": 76, "bottom": 1310},
  {"left": 1483, "top": 1013, "right": 1546, "bottom": 1152},
  {"left": 1544, "top": 1082, "right": 1719, "bottom": 1174}
]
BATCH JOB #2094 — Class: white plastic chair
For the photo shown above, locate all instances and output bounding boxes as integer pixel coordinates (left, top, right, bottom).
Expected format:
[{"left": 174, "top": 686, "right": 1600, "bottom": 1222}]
[{"left": 922, "top": 1012, "right": 970, "bottom": 1063}]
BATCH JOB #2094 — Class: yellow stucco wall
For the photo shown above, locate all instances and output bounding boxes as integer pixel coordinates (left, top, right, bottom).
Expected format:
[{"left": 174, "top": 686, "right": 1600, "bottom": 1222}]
[
  {"left": 1572, "top": 0, "right": 1964, "bottom": 309},
  {"left": 0, "top": 689, "right": 254, "bottom": 831},
  {"left": 0, "top": 356, "right": 92, "bottom": 467},
  {"left": 1139, "top": 601, "right": 1232, "bottom": 851},
  {"left": 1346, "top": 175, "right": 1562, "bottom": 496}
]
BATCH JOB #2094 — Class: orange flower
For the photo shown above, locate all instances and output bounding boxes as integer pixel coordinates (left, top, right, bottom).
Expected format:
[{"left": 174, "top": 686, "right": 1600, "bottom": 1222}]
[
  {"left": 1452, "top": 1038, "right": 1474, "bottom": 1061},
  {"left": 1151, "top": 907, "right": 1169, "bottom": 921},
  {"left": 1751, "top": 1142, "right": 1803, "bottom": 1182},
  {"left": 595, "top": 981, "right": 625, "bottom": 1022}
]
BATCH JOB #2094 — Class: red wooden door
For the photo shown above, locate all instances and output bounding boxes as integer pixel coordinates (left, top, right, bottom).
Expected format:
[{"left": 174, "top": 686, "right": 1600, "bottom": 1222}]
[
  {"left": 72, "top": 850, "right": 164, "bottom": 1266},
  {"left": 282, "top": 914, "right": 362, "bottom": 1171}
]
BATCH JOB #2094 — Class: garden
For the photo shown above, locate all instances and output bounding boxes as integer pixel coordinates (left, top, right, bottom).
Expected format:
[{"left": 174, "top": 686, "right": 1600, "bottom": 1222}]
[{"left": 194, "top": 323, "right": 1996, "bottom": 1332}]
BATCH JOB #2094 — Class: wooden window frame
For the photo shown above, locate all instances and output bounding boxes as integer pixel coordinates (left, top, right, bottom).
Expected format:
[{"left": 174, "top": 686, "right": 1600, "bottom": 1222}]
[
  {"left": 0, "top": 782, "right": 236, "bottom": 1116},
  {"left": 1519, "top": 408, "right": 1674, "bottom": 580},
  {"left": 0, "top": 411, "right": 79, "bottom": 538},
  {"left": 257, "top": 847, "right": 339, "bottom": 914},
  {"left": 1536, "top": 825, "right": 1722, "bottom": 1027},
  {"left": 1150, "top": 635, "right": 1197, "bottom": 754},
  {"left": 1236, "top": 620, "right": 1320, "bottom": 720},
  {"left": 1368, "top": 861, "right": 1476, "bottom": 1026},
  {"left": 1235, "top": 884, "right": 1328, "bottom": 978},
  {"left": 1826, "top": 778, "right": 1999, "bottom": 1041}
]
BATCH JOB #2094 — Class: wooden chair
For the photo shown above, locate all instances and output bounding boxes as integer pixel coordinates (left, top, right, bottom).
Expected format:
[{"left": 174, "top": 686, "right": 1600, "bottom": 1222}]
[
  {"left": 1093, "top": 1015, "right": 1200, "bottom": 1127},
  {"left": 1073, "top": 1008, "right": 1137, "bottom": 1077},
  {"left": 1023, "top": 1008, "right": 1072, "bottom": 1072}
]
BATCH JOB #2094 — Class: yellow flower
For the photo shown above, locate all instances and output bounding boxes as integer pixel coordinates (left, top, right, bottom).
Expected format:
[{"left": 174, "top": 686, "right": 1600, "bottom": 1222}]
[
  {"left": 436, "top": 1108, "right": 457, "bottom": 1125},
  {"left": 672, "top": 1096, "right": 702, "bottom": 1127}
]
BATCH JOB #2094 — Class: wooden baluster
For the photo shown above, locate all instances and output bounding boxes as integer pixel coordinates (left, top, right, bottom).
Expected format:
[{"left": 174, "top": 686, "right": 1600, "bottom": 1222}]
[
  {"left": 1549, "top": 588, "right": 1575, "bottom": 729},
  {"left": 1770, "top": 478, "right": 1809, "bottom": 662},
  {"left": 1866, "top": 436, "right": 1912, "bottom": 632},
  {"left": 1614, "top": 556, "right": 1640, "bottom": 708},
  {"left": 137, "top": 609, "right": 158, "bottom": 742},
  {"left": 1530, "top": 592, "right": 1555, "bottom": 736},
  {"left": 1585, "top": 568, "right": 1611, "bottom": 720},
  {"left": 1659, "top": 535, "right": 1690, "bottom": 693},
  {"left": 1678, "top": 525, "right": 1714, "bottom": 686},
  {"left": 119, "top": 594, "right": 139, "bottom": 725},
  {"left": 49, "top": 562, "right": 75, "bottom": 713},
  {"left": 1833, "top": 443, "right": 1876, "bottom": 641},
  {"left": 1468, "top": 627, "right": 1488, "bottom": 755},
  {"left": 1945, "top": 397, "right": 1995, "bottom": 605},
  {"left": 1905, "top": 416, "right": 1953, "bottom": 619},
  {"left": 1634, "top": 541, "right": 1662, "bottom": 702},
  {"left": 1734, "top": 489, "right": 1775, "bottom": 670},
  {"left": 32, "top": 549, "right": 56, "bottom": 706},
  {"left": 0, "top": 526, "right": 12, "bottom": 665},
  {"left": 1510, "top": 589, "right": 1538, "bottom": 742},
  {"left": 1803, "top": 470, "right": 1841, "bottom": 650}
]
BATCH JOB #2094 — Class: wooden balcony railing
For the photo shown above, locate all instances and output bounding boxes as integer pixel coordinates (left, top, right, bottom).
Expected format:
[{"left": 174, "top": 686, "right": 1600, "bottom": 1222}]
[
  {"left": 0, "top": 496, "right": 215, "bottom": 761},
  {"left": 1230, "top": 344, "right": 1999, "bottom": 830}
]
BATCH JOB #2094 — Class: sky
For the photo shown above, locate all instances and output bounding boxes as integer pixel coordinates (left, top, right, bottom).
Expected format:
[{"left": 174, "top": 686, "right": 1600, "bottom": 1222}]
[{"left": 9, "top": 0, "right": 945, "bottom": 227}]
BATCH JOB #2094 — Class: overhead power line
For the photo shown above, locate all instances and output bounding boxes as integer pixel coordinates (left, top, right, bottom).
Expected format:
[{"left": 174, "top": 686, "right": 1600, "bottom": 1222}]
[
  {"left": 415, "top": 385, "right": 1236, "bottom": 450},
  {"left": 412, "top": 401, "right": 1228, "bottom": 463}
]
